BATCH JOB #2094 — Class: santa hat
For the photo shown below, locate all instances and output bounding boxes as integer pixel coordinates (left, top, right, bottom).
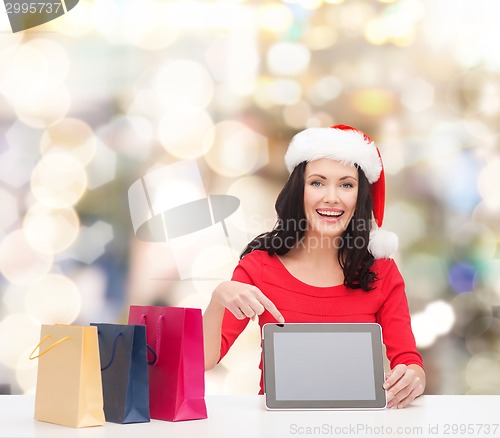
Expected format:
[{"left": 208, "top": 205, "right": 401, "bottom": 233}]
[{"left": 284, "top": 124, "right": 398, "bottom": 259}]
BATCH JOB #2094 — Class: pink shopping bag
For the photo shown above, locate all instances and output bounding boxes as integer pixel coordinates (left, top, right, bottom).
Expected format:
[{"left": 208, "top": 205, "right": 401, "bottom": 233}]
[{"left": 128, "top": 306, "right": 208, "bottom": 421}]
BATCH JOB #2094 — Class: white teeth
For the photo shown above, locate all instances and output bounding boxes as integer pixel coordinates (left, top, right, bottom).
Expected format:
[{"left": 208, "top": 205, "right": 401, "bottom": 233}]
[{"left": 317, "top": 210, "right": 342, "bottom": 217}]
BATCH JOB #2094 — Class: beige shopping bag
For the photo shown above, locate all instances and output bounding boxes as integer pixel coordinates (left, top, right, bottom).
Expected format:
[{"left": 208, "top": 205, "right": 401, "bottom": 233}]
[{"left": 30, "top": 325, "right": 105, "bottom": 428}]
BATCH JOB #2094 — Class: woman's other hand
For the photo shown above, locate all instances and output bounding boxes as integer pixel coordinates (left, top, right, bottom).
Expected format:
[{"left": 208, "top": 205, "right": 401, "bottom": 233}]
[{"left": 383, "top": 364, "right": 426, "bottom": 409}]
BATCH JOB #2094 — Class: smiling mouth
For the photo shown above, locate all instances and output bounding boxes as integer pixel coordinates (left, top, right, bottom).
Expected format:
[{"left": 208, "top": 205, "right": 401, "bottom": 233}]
[{"left": 316, "top": 210, "right": 344, "bottom": 218}]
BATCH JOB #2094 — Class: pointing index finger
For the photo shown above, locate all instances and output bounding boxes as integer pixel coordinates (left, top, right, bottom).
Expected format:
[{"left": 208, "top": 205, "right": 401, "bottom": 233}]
[{"left": 256, "top": 290, "right": 285, "bottom": 323}]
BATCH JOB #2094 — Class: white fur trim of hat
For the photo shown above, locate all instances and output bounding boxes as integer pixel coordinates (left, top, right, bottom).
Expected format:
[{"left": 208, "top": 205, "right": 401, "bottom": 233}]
[{"left": 284, "top": 127, "right": 382, "bottom": 183}]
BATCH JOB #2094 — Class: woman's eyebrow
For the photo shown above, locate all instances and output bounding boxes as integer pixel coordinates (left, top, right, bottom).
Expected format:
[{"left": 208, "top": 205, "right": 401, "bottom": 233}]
[
  {"left": 306, "top": 173, "right": 327, "bottom": 179},
  {"left": 339, "top": 175, "right": 358, "bottom": 181},
  {"left": 306, "top": 174, "right": 358, "bottom": 181}
]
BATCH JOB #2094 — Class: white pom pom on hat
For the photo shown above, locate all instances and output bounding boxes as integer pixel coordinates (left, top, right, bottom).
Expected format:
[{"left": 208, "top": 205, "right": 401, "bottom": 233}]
[{"left": 284, "top": 124, "right": 398, "bottom": 259}]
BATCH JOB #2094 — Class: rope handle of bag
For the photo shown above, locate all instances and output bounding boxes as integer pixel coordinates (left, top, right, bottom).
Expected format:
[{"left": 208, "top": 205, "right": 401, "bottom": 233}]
[
  {"left": 140, "top": 313, "right": 164, "bottom": 366},
  {"left": 98, "top": 331, "right": 122, "bottom": 371},
  {"left": 97, "top": 329, "right": 156, "bottom": 369},
  {"left": 29, "top": 335, "right": 71, "bottom": 360}
]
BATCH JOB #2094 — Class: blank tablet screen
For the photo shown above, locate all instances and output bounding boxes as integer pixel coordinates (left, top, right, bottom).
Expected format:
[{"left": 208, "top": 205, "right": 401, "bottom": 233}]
[
  {"left": 263, "top": 323, "right": 386, "bottom": 410},
  {"left": 274, "top": 332, "right": 375, "bottom": 400}
]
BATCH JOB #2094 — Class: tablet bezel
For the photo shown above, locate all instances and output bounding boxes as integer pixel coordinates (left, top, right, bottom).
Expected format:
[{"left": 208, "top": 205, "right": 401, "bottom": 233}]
[{"left": 262, "top": 323, "right": 387, "bottom": 410}]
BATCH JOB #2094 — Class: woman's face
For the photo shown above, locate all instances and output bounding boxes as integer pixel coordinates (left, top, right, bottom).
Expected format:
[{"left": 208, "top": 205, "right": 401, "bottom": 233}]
[{"left": 303, "top": 158, "right": 358, "bottom": 242}]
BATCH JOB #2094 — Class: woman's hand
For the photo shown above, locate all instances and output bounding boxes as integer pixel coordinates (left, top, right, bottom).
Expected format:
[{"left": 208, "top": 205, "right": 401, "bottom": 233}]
[
  {"left": 203, "top": 281, "right": 284, "bottom": 369},
  {"left": 212, "top": 281, "right": 284, "bottom": 323},
  {"left": 383, "top": 364, "right": 425, "bottom": 409}
]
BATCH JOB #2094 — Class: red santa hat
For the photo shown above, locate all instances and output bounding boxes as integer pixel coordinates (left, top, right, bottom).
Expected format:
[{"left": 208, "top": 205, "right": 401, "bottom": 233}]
[{"left": 284, "top": 124, "right": 398, "bottom": 259}]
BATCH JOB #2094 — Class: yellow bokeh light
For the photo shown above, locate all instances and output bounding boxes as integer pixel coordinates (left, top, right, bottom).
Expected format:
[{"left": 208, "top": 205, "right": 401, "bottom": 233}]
[
  {"left": 27, "top": 39, "right": 70, "bottom": 83},
  {"left": 134, "top": 1, "right": 254, "bottom": 31},
  {"left": 25, "top": 274, "right": 81, "bottom": 324},
  {"left": 295, "top": 0, "right": 323, "bottom": 10},
  {"left": 0, "top": 40, "right": 70, "bottom": 128},
  {"left": 267, "top": 42, "right": 311, "bottom": 77},
  {"left": 365, "top": 19, "right": 388, "bottom": 45},
  {"left": 0, "top": 44, "right": 49, "bottom": 103},
  {"left": 153, "top": 60, "right": 214, "bottom": 113},
  {"left": 123, "top": 0, "right": 179, "bottom": 50},
  {"left": 30, "top": 153, "right": 88, "bottom": 208},
  {"left": 23, "top": 203, "right": 80, "bottom": 254},
  {"left": 304, "top": 25, "right": 338, "bottom": 50},
  {"left": 350, "top": 89, "right": 396, "bottom": 116},
  {"left": 339, "top": 1, "right": 376, "bottom": 33},
  {"left": 47, "top": 0, "right": 94, "bottom": 36},
  {"left": 204, "top": 121, "right": 268, "bottom": 177},
  {"left": 0, "top": 230, "right": 53, "bottom": 286},
  {"left": 40, "top": 118, "right": 97, "bottom": 166},
  {"left": 465, "top": 351, "right": 500, "bottom": 391},
  {"left": 264, "top": 79, "right": 302, "bottom": 106},
  {"left": 132, "top": 26, "right": 179, "bottom": 51},
  {"left": 158, "top": 110, "right": 215, "bottom": 159},
  {"left": 205, "top": 36, "right": 259, "bottom": 97},
  {"left": 311, "top": 75, "right": 342, "bottom": 105},
  {"left": 14, "top": 85, "right": 71, "bottom": 129},
  {"left": 365, "top": 2, "right": 419, "bottom": 46},
  {"left": 258, "top": 3, "right": 293, "bottom": 33},
  {"left": 391, "top": 28, "right": 416, "bottom": 47},
  {"left": 90, "top": 0, "right": 121, "bottom": 38}
]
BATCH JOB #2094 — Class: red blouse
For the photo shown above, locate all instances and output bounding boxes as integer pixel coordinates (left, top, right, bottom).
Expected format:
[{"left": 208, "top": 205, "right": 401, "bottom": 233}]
[{"left": 219, "top": 250, "right": 423, "bottom": 394}]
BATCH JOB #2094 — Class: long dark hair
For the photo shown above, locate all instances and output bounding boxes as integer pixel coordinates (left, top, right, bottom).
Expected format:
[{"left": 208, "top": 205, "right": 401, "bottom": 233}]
[{"left": 241, "top": 161, "right": 377, "bottom": 291}]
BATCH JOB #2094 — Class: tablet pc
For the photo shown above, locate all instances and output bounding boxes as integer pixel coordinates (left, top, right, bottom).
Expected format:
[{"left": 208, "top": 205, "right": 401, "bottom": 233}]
[{"left": 262, "top": 323, "right": 386, "bottom": 410}]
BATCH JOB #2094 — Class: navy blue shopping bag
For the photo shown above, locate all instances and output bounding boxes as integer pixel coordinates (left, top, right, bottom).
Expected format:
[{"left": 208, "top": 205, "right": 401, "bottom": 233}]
[{"left": 91, "top": 323, "right": 150, "bottom": 424}]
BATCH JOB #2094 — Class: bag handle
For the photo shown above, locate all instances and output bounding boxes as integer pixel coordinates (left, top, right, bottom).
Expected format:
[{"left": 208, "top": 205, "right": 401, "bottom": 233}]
[
  {"left": 98, "top": 329, "right": 157, "bottom": 367},
  {"left": 29, "top": 335, "right": 71, "bottom": 360},
  {"left": 146, "top": 344, "right": 157, "bottom": 365},
  {"left": 98, "top": 331, "right": 122, "bottom": 371},
  {"left": 140, "top": 313, "right": 164, "bottom": 367}
]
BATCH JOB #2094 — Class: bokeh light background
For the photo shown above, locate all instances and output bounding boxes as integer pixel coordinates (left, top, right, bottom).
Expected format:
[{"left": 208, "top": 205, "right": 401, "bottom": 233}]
[{"left": 1, "top": 0, "right": 500, "bottom": 396}]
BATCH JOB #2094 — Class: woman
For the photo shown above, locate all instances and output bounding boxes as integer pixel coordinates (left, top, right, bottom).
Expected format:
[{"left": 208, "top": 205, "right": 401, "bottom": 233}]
[{"left": 203, "top": 124, "right": 425, "bottom": 409}]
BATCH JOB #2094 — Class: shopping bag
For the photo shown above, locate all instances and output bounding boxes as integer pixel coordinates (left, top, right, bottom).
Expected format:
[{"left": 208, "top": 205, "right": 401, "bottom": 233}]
[
  {"left": 128, "top": 305, "right": 208, "bottom": 421},
  {"left": 91, "top": 323, "right": 150, "bottom": 424},
  {"left": 30, "top": 325, "right": 105, "bottom": 428}
]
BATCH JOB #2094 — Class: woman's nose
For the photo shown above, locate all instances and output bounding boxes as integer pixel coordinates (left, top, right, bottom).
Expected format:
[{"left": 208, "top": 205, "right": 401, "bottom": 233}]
[{"left": 323, "top": 186, "right": 339, "bottom": 203}]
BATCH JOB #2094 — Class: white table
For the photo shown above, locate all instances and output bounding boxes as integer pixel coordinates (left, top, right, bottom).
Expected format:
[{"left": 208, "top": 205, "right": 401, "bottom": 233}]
[{"left": 1, "top": 395, "right": 500, "bottom": 438}]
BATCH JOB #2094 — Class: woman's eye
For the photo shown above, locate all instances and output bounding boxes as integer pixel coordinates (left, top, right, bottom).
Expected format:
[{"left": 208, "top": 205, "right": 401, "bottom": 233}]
[
  {"left": 311, "top": 181, "right": 323, "bottom": 187},
  {"left": 341, "top": 182, "right": 353, "bottom": 189}
]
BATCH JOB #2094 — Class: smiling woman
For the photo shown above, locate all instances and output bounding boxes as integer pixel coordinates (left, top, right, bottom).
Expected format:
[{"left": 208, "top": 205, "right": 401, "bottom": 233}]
[{"left": 203, "top": 124, "right": 426, "bottom": 409}]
